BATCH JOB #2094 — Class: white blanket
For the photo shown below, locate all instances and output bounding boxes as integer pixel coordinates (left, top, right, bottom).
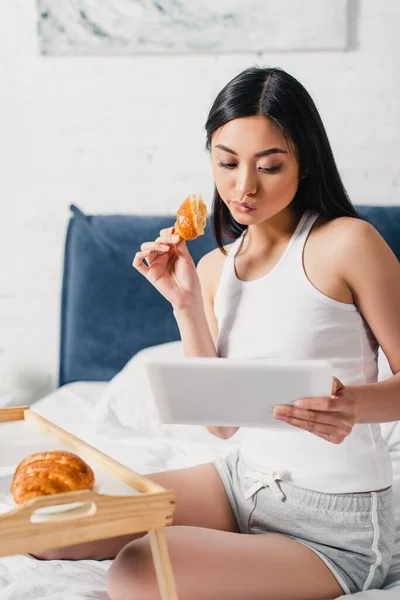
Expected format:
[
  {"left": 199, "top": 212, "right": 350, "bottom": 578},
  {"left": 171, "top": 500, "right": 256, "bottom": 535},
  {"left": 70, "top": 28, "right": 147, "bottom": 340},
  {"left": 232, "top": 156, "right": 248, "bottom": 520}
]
[{"left": 1, "top": 367, "right": 400, "bottom": 598}]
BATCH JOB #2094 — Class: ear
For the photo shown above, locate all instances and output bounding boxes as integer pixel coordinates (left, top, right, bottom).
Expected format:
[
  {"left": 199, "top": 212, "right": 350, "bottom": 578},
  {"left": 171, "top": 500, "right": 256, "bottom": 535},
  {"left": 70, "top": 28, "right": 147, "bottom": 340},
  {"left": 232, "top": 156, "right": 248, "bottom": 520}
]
[{"left": 300, "top": 167, "right": 310, "bottom": 180}]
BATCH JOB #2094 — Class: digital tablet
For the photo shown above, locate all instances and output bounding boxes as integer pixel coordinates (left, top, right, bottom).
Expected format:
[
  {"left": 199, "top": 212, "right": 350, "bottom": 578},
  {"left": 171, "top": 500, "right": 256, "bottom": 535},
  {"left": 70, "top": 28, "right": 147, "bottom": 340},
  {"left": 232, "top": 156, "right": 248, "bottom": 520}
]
[{"left": 144, "top": 357, "right": 334, "bottom": 428}]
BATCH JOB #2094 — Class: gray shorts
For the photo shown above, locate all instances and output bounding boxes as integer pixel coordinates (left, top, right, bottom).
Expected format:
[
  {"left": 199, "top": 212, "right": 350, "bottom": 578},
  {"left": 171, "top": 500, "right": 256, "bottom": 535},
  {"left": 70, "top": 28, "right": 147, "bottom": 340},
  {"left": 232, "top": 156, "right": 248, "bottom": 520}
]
[{"left": 213, "top": 450, "right": 395, "bottom": 595}]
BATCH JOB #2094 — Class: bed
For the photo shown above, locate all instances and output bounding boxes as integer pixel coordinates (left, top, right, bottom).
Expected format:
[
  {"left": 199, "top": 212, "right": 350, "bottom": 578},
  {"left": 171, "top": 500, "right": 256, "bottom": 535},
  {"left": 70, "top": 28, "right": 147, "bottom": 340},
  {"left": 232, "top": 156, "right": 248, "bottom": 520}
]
[{"left": 1, "top": 204, "right": 400, "bottom": 599}]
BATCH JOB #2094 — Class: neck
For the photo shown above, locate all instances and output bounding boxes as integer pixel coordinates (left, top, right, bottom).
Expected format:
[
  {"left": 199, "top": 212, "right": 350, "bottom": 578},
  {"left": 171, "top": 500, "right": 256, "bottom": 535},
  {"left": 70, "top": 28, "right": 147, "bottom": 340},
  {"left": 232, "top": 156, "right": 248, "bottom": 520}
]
[{"left": 242, "top": 206, "right": 303, "bottom": 255}]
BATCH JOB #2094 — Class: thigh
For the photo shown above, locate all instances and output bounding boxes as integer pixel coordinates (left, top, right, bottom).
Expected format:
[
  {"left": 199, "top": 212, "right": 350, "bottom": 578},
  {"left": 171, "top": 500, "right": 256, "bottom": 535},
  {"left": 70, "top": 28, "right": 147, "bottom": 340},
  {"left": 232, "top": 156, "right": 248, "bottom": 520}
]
[
  {"left": 33, "top": 461, "right": 237, "bottom": 561},
  {"left": 145, "top": 462, "right": 239, "bottom": 532},
  {"left": 108, "top": 526, "right": 344, "bottom": 600}
]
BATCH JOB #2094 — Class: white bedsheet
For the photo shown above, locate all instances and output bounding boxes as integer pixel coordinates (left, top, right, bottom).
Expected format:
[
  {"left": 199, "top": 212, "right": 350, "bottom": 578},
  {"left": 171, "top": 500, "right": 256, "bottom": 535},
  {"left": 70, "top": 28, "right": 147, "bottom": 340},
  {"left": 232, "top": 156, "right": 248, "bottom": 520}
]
[{"left": 0, "top": 381, "right": 399, "bottom": 600}]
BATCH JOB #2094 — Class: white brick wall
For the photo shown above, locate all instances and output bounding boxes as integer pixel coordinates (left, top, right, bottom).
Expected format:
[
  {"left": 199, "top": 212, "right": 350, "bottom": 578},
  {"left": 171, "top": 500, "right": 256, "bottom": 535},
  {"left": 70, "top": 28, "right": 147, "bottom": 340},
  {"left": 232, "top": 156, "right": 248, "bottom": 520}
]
[{"left": 0, "top": 0, "right": 399, "bottom": 404}]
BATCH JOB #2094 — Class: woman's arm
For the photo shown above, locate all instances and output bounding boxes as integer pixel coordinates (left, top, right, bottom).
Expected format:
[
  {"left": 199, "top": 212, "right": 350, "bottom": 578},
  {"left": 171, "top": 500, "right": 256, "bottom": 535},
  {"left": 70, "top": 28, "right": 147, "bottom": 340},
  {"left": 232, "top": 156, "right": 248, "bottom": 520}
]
[
  {"left": 134, "top": 233, "right": 238, "bottom": 439},
  {"left": 173, "top": 303, "right": 218, "bottom": 358},
  {"left": 341, "top": 219, "right": 400, "bottom": 423},
  {"left": 273, "top": 218, "right": 400, "bottom": 441},
  {"left": 351, "top": 373, "right": 400, "bottom": 423},
  {"left": 172, "top": 250, "right": 220, "bottom": 357},
  {"left": 175, "top": 250, "right": 239, "bottom": 439}
]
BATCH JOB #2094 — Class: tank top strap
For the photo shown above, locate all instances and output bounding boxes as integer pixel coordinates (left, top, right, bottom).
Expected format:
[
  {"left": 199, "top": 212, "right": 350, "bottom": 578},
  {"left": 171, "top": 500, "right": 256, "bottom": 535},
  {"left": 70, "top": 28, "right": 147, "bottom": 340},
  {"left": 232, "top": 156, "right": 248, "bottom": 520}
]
[
  {"left": 229, "top": 230, "right": 246, "bottom": 259},
  {"left": 288, "top": 209, "right": 321, "bottom": 267}
]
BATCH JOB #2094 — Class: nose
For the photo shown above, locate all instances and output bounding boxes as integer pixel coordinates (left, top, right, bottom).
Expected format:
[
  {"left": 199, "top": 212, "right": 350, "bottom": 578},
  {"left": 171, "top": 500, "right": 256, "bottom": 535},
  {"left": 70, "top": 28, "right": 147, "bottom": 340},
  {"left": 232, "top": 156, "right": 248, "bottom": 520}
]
[{"left": 235, "top": 166, "right": 257, "bottom": 196}]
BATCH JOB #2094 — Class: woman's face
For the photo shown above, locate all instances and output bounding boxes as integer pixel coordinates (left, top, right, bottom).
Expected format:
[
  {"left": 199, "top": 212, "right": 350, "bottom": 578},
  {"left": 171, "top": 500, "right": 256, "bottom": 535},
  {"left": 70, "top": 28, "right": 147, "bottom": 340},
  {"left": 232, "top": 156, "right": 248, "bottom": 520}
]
[{"left": 211, "top": 116, "right": 301, "bottom": 225}]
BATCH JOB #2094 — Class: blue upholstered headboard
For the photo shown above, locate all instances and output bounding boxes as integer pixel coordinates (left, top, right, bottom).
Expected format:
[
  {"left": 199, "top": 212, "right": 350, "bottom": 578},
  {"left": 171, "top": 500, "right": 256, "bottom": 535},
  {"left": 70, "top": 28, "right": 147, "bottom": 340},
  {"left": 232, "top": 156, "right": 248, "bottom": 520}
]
[
  {"left": 59, "top": 205, "right": 218, "bottom": 385},
  {"left": 59, "top": 204, "right": 400, "bottom": 386}
]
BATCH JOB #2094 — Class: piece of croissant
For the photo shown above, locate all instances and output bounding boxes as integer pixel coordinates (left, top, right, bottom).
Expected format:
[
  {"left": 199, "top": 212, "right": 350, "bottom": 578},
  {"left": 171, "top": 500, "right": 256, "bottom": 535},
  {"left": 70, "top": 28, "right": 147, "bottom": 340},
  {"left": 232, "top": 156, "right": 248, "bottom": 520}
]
[
  {"left": 11, "top": 450, "right": 95, "bottom": 504},
  {"left": 173, "top": 194, "right": 208, "bottom": 241}
]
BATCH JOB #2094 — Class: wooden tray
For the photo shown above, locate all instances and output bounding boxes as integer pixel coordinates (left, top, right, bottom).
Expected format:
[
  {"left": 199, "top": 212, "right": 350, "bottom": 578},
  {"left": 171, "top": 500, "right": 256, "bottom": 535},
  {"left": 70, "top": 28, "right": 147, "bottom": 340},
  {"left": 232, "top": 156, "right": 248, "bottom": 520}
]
[{"left": 0, "top": 406, "right": 178, "bottom": 600}]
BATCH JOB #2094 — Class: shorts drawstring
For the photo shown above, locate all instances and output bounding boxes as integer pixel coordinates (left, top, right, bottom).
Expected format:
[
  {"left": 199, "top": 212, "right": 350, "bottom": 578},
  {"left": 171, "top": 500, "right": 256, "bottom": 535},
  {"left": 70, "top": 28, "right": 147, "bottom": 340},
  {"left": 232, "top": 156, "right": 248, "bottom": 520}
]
[{"left": 244, "top": 470, "right": 286, "bottom": 502}]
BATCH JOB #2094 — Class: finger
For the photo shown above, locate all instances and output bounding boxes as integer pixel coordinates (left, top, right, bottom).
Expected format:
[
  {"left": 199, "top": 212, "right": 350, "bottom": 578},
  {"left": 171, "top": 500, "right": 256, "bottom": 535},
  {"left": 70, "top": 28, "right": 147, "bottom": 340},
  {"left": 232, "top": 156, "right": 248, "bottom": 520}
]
[
  {"left": 141, "top": 241, "right": 171, "bottom": 253},
  {"left": 173, "top": 237, "right": 193, "bottom": 260},
  {"left": 132, "top": 251, "right": 151, "bottom": 275},
  {"left": 159, "top": 226, "right": 176, "bottom": 237},
  {"left": 279, "top": 407, "right": 354, "bottom": 432},
  {"left": 274, "top": 412, "right": 352, "bottom": 440},
  {"left": 274, "top": 414, "right": 340, "bottom": 439},
  {"left": 155, "top": 235, "right": 180, "bottom": 245},
  {"left": 144, "top": 249, "right": 158, "bottom": 266},
  {"left": 273, "top": 406, "right": 343, "bottom": 427},
  {"left": 331, "top": 376, "right": 345, "bottom": 397},
  {"left": 292, "top": 395, "right": 347, "bottom": 412}
]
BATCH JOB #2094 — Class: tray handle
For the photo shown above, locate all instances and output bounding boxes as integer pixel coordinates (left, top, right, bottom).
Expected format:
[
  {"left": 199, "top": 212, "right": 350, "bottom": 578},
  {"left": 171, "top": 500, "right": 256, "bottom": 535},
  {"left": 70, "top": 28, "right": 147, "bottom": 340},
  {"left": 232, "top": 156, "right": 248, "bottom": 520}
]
[
  {"left": 1, "top": 489, "right": 135, "bottom": 526},
  {"left": 16, "top": 488, "right": 100, "bottom": 516},
  {"left": 1, "top": 488, "right": 174, "bottom": 529}
]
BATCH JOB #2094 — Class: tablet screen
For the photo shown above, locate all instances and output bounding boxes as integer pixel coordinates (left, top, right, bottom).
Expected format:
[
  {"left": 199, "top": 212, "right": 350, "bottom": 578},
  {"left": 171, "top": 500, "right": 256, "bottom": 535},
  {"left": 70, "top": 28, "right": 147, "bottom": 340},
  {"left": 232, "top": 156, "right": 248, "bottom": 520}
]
[{"left": 144, "top": 358, "right": 333, "bottom": 428}]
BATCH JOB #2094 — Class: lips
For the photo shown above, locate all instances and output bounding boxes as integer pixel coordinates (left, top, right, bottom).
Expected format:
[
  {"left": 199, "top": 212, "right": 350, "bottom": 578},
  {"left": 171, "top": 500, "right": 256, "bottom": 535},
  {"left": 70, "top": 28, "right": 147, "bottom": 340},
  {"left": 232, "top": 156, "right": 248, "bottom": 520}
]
[{"left": 231, "top": 201, "right": 255, "bottom": 213}]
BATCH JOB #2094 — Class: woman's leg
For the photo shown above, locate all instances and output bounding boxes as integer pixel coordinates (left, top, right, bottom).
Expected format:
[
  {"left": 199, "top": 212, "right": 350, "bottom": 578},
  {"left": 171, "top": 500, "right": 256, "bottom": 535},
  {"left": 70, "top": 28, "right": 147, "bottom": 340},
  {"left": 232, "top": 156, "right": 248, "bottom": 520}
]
[
  {"left": 33, "top": 462, "right": 238, "bottom": 560},
  {"left": 108, "top": 526, "right": 344, "bottom": 600}
]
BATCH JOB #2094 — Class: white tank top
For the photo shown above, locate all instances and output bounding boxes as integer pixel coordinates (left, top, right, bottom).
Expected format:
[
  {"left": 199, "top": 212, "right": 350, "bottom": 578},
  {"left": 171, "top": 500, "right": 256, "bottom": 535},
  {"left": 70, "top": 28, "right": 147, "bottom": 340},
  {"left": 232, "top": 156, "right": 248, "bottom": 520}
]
[{"left": 214, "top": 209, "right": 392, "bottom": 493}]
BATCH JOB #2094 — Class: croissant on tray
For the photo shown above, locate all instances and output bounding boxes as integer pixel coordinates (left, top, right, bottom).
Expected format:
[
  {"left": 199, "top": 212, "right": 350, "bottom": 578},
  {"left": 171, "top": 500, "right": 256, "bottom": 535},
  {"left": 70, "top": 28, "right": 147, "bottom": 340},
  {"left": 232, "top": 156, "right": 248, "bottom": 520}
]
[
  {"left": 173, "top": 194, "right": 208, "bottom": 241},
  {"left": 11, "top": 450, "right": 95, "bottom": 504}
]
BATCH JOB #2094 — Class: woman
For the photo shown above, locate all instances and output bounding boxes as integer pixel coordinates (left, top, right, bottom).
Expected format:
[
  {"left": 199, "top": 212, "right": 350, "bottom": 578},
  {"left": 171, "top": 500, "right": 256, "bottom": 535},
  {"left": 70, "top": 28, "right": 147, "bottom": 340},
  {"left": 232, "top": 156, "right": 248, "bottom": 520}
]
[{"left": 41, "top": 67, "right": 400, "bottom": 600}]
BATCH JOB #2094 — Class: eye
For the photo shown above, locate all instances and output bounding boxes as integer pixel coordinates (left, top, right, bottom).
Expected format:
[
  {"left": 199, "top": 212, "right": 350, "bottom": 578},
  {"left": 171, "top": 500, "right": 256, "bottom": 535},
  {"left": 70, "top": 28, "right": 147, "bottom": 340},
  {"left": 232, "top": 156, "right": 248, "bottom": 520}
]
[
  {"left": 259, "top": 165, "right": 281, "bottom": 173},
  {"left": 218, "top": 162, "right": 236, "bottom": 169}
]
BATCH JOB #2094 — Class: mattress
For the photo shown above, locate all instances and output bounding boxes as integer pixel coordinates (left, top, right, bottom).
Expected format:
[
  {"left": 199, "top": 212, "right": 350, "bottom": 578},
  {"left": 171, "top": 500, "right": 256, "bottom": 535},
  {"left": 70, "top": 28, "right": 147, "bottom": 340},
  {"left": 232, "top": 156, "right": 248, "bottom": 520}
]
[{"left": 0, "top": 381, "right": 399, "bottom": 600}]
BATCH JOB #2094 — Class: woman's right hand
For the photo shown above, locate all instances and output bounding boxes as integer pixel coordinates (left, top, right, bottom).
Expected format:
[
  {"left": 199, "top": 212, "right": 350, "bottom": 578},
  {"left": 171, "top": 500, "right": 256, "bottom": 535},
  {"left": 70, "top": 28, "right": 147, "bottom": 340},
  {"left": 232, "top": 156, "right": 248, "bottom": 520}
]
[{"left": 132, "top": 227, "right": 202, "bottom": 310}]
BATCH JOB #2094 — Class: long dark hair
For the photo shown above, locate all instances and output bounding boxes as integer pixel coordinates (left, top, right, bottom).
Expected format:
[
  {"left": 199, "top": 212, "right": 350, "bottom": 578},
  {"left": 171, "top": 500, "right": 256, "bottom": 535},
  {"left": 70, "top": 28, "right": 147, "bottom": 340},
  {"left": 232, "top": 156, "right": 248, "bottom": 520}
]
[{"left": 205, "top": 66, "right": 359, "bottom": 251}]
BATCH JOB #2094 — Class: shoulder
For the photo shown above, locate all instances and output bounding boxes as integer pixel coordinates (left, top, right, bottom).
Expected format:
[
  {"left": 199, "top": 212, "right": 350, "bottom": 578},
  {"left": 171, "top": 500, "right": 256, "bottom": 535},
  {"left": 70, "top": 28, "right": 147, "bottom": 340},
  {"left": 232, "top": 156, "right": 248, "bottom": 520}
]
[
  {"left": 323, "top": 215, "right": 400, "bottom": 375},
  {"left": 313, "top": 214, "right": 397, "bottom": 283},
  {"left": 197, "top": 243, "right": 235, "bottom": 299},
  {"left": 313, "top": 214, "right": 371, "bottom": 238},
  {"left": 197, "top": 243, "right": 234, "bottom": 269},
  {"left": 322, "top": 215, "right": 376, "bottom": 238},
  {"left": 316, "top": 215, "right": 388, "bottom": 259}
]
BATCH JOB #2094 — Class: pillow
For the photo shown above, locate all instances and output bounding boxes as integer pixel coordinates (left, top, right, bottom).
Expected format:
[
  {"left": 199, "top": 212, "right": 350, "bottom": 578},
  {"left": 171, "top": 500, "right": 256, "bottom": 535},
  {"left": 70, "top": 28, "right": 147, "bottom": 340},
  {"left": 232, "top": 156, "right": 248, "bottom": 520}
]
[{"left": 93, "top": 341, "right": 184, "bottom": 436}]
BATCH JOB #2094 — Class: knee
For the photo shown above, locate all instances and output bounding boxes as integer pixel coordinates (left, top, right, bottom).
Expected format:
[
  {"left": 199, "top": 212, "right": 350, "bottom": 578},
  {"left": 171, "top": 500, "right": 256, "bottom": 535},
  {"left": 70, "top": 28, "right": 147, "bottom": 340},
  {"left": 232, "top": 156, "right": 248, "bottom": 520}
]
[
  {"left": 107, "top": 537, "right": 159, "bottom": 600},
  {"left": 30, "top": 548, "right": 62, "bottom": 561}
]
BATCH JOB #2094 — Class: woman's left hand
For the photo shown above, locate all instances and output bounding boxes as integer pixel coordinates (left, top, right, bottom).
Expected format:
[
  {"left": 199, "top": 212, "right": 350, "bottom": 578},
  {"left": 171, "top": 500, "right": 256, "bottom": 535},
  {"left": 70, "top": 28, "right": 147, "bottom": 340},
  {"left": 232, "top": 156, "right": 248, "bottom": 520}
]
[{"left": 273, "top": 377, "right": 357, "bottom": 444}]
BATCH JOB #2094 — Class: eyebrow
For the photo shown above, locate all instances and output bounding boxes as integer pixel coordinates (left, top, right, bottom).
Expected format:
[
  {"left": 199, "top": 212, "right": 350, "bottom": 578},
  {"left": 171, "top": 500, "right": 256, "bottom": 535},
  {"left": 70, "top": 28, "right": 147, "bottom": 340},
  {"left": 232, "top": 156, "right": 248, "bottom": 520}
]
[{"left": 214, "top": 144, "right": 288, "bottom": 157}]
